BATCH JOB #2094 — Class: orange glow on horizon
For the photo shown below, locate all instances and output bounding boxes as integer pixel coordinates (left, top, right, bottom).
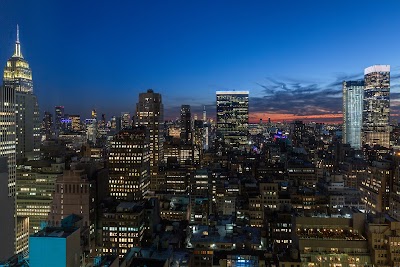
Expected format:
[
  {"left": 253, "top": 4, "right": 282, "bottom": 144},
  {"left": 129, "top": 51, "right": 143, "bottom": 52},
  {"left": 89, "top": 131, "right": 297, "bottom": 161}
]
[{"left": 249, "top": 112, "right": 343, "bottom": 123}]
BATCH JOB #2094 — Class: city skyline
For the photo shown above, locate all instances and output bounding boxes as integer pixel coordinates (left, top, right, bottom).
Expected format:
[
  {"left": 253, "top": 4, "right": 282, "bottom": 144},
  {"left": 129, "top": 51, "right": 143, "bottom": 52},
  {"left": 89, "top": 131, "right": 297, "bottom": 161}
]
[{"left": 1, "top": 1, "right": 400, "bottom": 122}]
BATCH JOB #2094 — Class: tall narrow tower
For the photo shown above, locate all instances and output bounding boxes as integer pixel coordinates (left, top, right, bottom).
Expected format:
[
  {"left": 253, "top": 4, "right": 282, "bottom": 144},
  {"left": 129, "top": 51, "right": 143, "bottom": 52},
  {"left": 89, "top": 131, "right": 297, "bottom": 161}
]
[
  {"left": 180, "top": 105, "right": 192, "bottom": 144},
  {"left": 3, "top": 25, "right": 40, "bottom": 163},
  {"left": 135, "top": 89, "right": 163, "bottom": 189},
  {"left": 343, "top": 81, "right": 364, "bottom": 149},
  {"left": 363, "top": 65, "right": 390, "bottom": 148}
]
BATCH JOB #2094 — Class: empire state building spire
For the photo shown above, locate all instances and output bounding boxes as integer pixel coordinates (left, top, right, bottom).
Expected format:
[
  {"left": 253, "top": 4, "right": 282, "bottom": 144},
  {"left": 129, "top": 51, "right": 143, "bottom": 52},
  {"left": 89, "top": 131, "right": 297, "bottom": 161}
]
[{"left": 13, "top": 24, "right": 23, "bottom": 58}]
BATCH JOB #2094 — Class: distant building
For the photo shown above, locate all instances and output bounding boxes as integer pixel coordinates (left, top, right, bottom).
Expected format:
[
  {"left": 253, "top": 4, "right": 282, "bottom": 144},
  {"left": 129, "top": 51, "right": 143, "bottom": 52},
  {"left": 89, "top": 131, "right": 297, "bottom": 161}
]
[
  {"left": 54, "top": 106, "right": 64, "bottom": 136},
  {"left": 42, "top": 111, "right": 53, "bottom": 140},
  {"left": 136, "top": 89, "right": 163, "bottom": 189},
  {"left": 120, "top": 112, "right": 131, "bottom": 129},
  {"left": 216, "top": 91, "right": 249, "bottom": 148},
  {"left": 363, "top": 65, "right": 390, "bottom": 148},
  {"left": 343, "top": 80, "right": 364, "bottom": 149},
  {"left": 180, "top": 105, "right": 192, "bottom": 144}
]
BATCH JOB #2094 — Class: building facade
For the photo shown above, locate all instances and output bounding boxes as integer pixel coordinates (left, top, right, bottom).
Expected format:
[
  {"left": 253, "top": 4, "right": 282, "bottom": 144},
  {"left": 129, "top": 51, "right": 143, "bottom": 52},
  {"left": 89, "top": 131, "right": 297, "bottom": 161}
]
[
  {"left": 216, "top": 91, "right": 249, "bottom": 148},
  {"left": 343, "top": 80, "right": 364, "bottom": 150},
  {"left": 3, "top": 26, "right": 40, "bottom": 162},
  {"left": 108, "top": 127, "right": 150, "bottom": 200},
  {"left": 135, "top": 89, "right": 163, "bottom": 189},
  {"left": 363, "top": 65, "right": 390, "bottom": 148}
]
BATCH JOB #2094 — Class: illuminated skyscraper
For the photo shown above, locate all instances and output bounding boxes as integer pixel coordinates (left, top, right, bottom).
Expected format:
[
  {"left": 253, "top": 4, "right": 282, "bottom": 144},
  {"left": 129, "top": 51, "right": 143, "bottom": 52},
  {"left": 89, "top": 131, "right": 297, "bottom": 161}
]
[
  {"left": 363, "top": 65, "right": 390, "bottom": 148},
  {"left": 180, "top": 105, "right": 192, "bottom": 144},
  {"left": 1, "top": 26, "right": 40, "bottom": 196},
  {"left": 108, "top": 127, "right": 150, "bottom": 200},
  {"left": 3, "top": 25, "right": 40, "bottom": 162},
  {"left": 343, "top": 81, "right": 364, "bottom": 149},
  {"left": 216, "top": 91, "right": 249, "bottom": 147},
  {"left": 121, "top": 112, "right": 131, "bottom": 129},
  {"left": 135, "top": 89, "right": 163, "bottom": 188}
]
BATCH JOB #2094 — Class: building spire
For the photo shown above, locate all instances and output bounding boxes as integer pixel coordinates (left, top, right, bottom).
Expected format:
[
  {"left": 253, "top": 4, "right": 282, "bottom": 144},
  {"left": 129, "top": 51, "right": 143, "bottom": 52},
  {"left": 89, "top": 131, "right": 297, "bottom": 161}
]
[{"left": 13, "top": 24, "right": 23, "bottom": 58}]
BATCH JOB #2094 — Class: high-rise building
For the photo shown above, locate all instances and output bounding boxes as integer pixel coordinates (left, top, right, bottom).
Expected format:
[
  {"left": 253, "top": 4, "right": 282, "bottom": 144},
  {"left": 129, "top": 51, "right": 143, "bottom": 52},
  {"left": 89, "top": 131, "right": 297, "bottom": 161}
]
[
  {"left": 0, "top": 157, "right": 14, "bottom": 261},
  {"left": 343, "top": 81, "right": 364, "bottom": 149},
  {"left": 180, "top": 105, "right": 192, "bottom": 144},
  {"left": 54, "top": 106, "right": 64, "bottom": 135},
  {"left": 121, "top": 112, "right": 131, "bottom": 129},
  {"left": 135, "top": 89, "right": 163, "bottom": 188},
  {"left": 1, "top": 26, "right": 40, "bottom": 196},
  {"left": 108, "top": 127, "right": 150, "bottom": 200},
  {"left": 48, "top": 169, "right": 92, "bottom": 227},
  {"left": 42, "top": 111, "right": 53, "bottom": 140},
  {"left": 69, "top": 115, "right": 81, "bottom": 132},
  {"left": 16, "top": 161, "right": 63, "bottom": 234},
  {"left": 216, "top": 91, "right": 249, "bottom": 147},
  {"left": 363, "top": 65, "right": 390, "bottom": 148}
]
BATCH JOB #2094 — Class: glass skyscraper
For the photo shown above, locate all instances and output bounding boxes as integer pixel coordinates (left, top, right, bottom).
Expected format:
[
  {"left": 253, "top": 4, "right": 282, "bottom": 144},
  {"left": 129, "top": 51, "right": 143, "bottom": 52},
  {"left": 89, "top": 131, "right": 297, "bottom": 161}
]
[
  {"left": 343, "top": 81, "right": 364, "bottom": 150},
  {"left": 363, "top": 65, "right": 390, "bottom": 148},
  {"left": 216, "top": 91, "right": 249, "bottom": 148}
]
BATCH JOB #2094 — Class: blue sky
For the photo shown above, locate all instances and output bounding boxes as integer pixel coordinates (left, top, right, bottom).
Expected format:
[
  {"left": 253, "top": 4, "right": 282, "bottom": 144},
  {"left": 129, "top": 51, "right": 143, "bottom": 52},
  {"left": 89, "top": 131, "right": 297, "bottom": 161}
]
[{"left": 0, "top": 0, "right": 400, "bottom": 121}]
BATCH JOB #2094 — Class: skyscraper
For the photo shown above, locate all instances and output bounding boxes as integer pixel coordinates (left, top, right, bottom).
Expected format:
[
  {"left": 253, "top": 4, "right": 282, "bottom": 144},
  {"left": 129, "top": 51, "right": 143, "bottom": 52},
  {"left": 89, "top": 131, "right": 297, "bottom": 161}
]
[
  {"left": 0, "top": 26, "right": 40, "bottom": 195},
  {"left": 135, "top": 89, "right": 163, "bottom": 188},
  {"left": 363, "top": 65, "right": 390, "bottom": 148},
  {"left": 54, "top": 106, "right": 64, "bottom": 135},
  {"left": 121, "top": 112, "right": 131, "bottom": 129},
  {"left": 216, "top": 91, "right": 249, "bottom": 148},
  {"left": 42, "top": 111, "right": 53, "bottom": 140},
  {"left": 180, "top": 105, "right": 192, "bottom": 144},
  {"left": 343, "top": 81, "right": 364, "bottom": 150},
  {"left": 3, "top": 26, "right": 40, "bottom": 162},
  {"left": 108, "top": 127, "right": 150, "bottom": 200}
]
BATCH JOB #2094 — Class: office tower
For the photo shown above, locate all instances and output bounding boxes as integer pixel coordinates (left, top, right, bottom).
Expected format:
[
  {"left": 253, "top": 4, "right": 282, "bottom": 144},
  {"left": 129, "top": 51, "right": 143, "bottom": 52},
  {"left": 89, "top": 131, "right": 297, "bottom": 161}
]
[
  {"left": 2, "top": 25, "right": 40, "bottom": 163},
  {"left": 16, "top": 161, "right": 63, "bottom": 234},
  {"left": 42, "top": 111, "right": 53, "bottom": 140},
  {"left": 108, "top": 127, "right": 150, "bottom": 200},
  {"left": 48, "top": 169, "right": 91, "bottom": 227},
  {"left": 121, "top": 112, "right": 131, "bottom": 129},
  {"left": 203, "top": 105, "right": 206, "bottom": 122},
  {"left": 193, "top": 120, "right": 204, "bottom": 164},
  {"left": 15, "top": 216, "right": 29, "bottom": 256},
  {"left": 101, "top": 202, "right": 145, "bottom": 256},
  {"left": 216, "top": 91, "right": 249, "bottom": 148},
  {"left": 363, "top": 65, "right": 390, "bottom": 148},
  {"left": 110, "top": 116, "right": 117, "bottom": 130},
  {"left": 343, "top": 81, "right": 364, "bottom": 149},
  {"left": 30, "top": 225, "right": 81, "bottom": 267},
  {"left": 91, "top": 109, "right": 97, "bottom": 119},
  {"left": 98, "top": 113, "right": 106, "bottom": 130},
  {"left": 69, "top": 115, "right": 81, "bottom": 132},
  {"left": 135, "top": 89, "right": 163, "bottom": 187},
  {"left": 180, "top": 105, "right": 192, "bottom": 144},
  {"left": 391, "top": 154, "right": 400, "bottom": 221},
  {"left": 85, "top": 118, "right": 97, "bottom": 144},
  {"left": 0, "top": 157, "right": 14, "bottom": 261},
  {"left": 54, "top": 106, "right": 64, "bottom": 135}
]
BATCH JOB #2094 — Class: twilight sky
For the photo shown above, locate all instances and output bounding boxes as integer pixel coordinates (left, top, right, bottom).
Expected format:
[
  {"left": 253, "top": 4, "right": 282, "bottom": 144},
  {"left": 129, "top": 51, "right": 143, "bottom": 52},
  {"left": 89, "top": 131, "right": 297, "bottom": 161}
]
[{"left": 0, "top": 0, "right": 400, "bottom": 122}]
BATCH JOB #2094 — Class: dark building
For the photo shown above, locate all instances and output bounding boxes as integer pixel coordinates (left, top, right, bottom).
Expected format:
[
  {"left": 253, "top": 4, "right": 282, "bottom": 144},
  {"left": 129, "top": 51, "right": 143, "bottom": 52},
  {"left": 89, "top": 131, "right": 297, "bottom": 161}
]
[{"left": 180, "top": 105, "right": 192, "bottom": 145}]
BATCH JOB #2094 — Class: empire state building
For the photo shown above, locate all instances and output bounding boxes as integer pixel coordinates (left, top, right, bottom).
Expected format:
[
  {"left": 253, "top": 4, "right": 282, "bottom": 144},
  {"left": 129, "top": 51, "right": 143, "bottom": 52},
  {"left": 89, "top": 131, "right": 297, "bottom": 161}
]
[{"left": 1, "top": 26, "right": 40, "bottom": 194}]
